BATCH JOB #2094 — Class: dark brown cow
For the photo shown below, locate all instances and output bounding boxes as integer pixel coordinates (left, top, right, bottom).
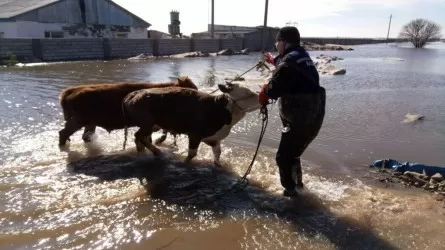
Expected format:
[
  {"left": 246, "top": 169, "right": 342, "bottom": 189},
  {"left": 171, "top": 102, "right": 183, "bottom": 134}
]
[
  {"left": 122, "top": 82, "right": 260, "bottom": 166},
  {"left": 58, "top": 76, "right": 197, "bottom": 146}
]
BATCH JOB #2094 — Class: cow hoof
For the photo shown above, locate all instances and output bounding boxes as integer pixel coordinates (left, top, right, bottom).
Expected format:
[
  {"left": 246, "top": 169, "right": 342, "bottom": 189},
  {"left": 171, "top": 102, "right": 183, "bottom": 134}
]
[
  {"left": 58, "top": 138, "right": 69, "bottom": 147},
  {"left": 214, "top": 161, "right": 222, "bottom": 167},
  {"left": 82, "top": 134, "right": 94, "bottom": 143},
  {"left": 58, "top": 144, "right": 69, "bottom": 152}
]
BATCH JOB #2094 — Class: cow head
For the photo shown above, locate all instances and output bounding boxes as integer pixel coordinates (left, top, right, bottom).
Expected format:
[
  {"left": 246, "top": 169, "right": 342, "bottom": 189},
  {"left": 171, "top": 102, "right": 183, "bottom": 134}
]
[
  {"left": 176, "top": 76, "right": 198, "bottom": 90},
  {"left": 218, "top": 82, "right": 260, "bottom": 113}
]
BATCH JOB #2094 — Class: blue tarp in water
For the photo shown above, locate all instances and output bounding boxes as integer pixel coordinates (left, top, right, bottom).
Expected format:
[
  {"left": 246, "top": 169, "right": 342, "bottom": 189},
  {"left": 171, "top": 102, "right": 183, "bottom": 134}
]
[{"left": 372, "top": 159, "right": 445, "bottom": 176}]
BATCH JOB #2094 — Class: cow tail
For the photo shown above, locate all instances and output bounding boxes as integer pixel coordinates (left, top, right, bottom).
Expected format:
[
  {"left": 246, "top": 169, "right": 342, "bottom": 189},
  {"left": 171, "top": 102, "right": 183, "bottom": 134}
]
[
  {"left": 123, "top": 126, "right": 128, "bottom": 150},
  {"left": 121, "top": 100, "right": 128, "bottom": 150}
]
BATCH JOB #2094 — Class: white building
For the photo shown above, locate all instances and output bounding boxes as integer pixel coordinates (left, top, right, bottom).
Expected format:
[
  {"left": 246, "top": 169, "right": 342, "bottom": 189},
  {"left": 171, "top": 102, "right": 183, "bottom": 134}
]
[{"left": 0, "top": 0, "right": 151, "bottom": 39}]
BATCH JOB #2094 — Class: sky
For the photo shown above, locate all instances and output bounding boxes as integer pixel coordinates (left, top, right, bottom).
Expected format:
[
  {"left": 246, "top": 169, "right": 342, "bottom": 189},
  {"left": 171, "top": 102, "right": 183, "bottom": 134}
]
[{"left": 113, "top": 0, "right": 445, "bottom": 38}]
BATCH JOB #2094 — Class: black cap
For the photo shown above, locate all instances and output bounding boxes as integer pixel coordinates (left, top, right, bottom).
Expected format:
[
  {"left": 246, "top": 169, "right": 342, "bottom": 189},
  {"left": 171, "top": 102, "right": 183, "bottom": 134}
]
[{"left": 276, "top": 26, "right": 300, "bottom": 44}]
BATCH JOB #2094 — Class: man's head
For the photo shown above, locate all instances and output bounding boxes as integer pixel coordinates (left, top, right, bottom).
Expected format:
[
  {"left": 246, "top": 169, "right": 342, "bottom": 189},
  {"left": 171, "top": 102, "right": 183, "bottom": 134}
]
[{"left": 275, "top": 26, "right": 300, "bottom": 55}]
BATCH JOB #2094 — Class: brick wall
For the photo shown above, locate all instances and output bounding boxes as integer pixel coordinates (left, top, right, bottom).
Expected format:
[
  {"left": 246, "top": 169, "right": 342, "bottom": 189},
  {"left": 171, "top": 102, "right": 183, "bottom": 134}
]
[
  {"left": 109, "top": 39, "right": 152, "bottom": 58},
  {"left": 157, "top": 39, "right": 191, "bottom": 56},
  {"left": 2, "top": 37, "right": 400, "bottom": 63},
  {"left": 0, "top": 39, "right": 33, "bottom": 59},
  {"left": 220, "top": 38, "right": 243, "bottom": 51},
  {"left": 193, "top": 39, "right": 220, "bottom": 53},
  {"left": 41, "top": 39, "right": 104, "bottom": 61}
]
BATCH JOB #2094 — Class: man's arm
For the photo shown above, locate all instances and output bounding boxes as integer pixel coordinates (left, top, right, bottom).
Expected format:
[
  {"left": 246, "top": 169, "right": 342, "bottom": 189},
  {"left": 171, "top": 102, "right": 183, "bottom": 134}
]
[{"left": 264, "top": 62, "right": 295, "bottom": 100}]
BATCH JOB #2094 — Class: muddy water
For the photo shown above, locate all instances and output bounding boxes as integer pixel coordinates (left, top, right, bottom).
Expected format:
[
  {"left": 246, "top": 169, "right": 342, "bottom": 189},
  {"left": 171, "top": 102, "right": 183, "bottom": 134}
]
[{"left": 1, "top": 42, "right": 445, "bottom": 249}]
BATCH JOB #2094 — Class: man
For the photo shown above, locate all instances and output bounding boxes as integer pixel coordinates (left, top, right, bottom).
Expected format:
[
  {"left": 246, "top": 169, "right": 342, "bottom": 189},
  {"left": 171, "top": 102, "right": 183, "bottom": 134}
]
[{"left": 258, "top": 26, "right": 326, "bottom": 197}]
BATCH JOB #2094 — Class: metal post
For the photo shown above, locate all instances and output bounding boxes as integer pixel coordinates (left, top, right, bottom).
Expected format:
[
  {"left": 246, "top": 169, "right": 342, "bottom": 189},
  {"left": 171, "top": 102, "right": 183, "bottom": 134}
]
[
  {"left": 261, "top": 0, "right": 269, "bottom": 50},
  {"left": 211, "top": 0, "right": 215, "bottom": 39},
  {"left": 386, "top": 14, "right": 392, "bottom": 44}
]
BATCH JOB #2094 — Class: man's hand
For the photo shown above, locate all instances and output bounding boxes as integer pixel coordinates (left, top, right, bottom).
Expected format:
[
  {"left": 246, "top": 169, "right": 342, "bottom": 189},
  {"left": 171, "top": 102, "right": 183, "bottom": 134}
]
[
  {"left": 263, "top": 52, "right": 275, "bottom": 65},
  {"left": 258, "top": 84, "right": 270, "bottom": 106}
]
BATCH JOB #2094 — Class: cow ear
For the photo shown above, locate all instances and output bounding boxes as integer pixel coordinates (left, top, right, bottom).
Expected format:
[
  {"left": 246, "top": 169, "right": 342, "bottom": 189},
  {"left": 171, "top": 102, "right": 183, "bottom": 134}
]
[
  {"left": 225, "top": 81, "right": 234, "bottom": 87},
  {"left": 218, "top": 84, "right": 232, "bottom": 93}
]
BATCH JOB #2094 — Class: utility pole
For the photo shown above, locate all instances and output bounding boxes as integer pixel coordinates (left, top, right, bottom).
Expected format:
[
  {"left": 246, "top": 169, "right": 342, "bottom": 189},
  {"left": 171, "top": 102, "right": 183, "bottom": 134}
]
[
  {"left": 386, "top": 14, "right": 392, "bottom": 44},
  {"left": 211, "top": 0, "right": 214, "bottom": 38},
  {"left": 261, "top": 0, "right": 269, "bottom": 50}
]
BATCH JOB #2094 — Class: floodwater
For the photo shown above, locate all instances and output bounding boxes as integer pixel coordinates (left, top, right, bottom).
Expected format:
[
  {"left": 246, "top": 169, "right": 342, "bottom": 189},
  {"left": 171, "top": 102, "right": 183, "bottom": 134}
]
[{"left": 1, "top": 42, "right": 445, "bottom": 249}]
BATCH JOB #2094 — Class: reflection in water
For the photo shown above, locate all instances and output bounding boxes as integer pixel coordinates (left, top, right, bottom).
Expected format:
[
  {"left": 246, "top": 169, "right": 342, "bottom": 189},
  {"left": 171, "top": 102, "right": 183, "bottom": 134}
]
[
  {"left": 169, "top": 59, "right": 181, "bottom": 80},
  {"left": 68, "top": 153, "right": 396, "bottom": 250},
  {"left": 205, "top": 56, "right": 216, "bottom": 87}
]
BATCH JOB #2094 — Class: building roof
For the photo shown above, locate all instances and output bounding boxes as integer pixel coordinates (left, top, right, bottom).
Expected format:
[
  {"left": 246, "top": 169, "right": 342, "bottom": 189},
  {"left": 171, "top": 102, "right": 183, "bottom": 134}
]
[
  {"left": 0, "top": 0, "right": 58, "bottom": 19},
  {"left": 107, "top": 0, "right": 151, "bottom": 27},
  {"left": 0, "top": 0, "right": 151, "bottom": 27}
]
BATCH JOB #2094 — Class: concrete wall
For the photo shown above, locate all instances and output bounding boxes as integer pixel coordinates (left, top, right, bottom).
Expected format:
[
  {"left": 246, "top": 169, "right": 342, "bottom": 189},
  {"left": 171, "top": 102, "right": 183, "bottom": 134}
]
[
  {"left": 109, "top": 39, "right": 152, "bottom": 58},
  {"left": 0, "top": 39, "right": 33, "bottom": 58},
  {"left": 0, "top": 37, "right": 403, "bottom": 62},
  {"left": 41, "top": 39, "right": 104, "bottom": 61},
  {"left": 0, "top": 38, "right": 229, "bottom": 61},
  {"left": 221, "top": 38, "right": 243, "bottom": 50},
  {"left": 157, "top": 39, "right": 191, "bottom": 56},
  {"left": 193, "top": 39, "right": 220, "bottom": 53}
]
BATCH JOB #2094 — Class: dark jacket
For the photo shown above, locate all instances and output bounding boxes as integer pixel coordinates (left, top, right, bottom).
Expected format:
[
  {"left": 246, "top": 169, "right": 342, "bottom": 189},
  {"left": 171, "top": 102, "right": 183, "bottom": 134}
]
[{"left": 264, "top": 45, "right": 320, "bottom": 99}]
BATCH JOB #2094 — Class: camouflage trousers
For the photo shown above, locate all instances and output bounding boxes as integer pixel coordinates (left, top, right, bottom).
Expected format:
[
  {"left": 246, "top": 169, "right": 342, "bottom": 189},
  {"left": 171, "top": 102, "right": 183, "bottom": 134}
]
[{"left": 275, "top": 86, "right": 326, "bottom": 190}]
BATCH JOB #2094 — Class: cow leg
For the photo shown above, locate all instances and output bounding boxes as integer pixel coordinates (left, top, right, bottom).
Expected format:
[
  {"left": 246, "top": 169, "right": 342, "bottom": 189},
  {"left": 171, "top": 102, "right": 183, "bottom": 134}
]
[
  {"left": 82, "top": 124, "right": 96, "bottom": 143},
  {"left": 212, "top": 142, "right": 222, "bottom": 167},
  {"left": 59, "top": 118, "right": 83, "bottom": 146},
  {"left": 134, "top": 133, "right": 146, "bottom": 153},
  {"left": 135, "top": 127, "right": 162, "bottom": 156},
  {"left": 184, "top": 136, "right": 201, "bottom": 163},
  {"left": 204, "top": 141, "right": 222, "bottom": 167},
  {"left": 154, "top": 130, "right": 168, "bottom": 145}
]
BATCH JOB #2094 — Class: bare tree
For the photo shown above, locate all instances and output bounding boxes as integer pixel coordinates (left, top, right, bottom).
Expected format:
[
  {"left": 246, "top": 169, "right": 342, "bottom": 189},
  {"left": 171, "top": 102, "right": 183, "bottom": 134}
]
[{"left": 399, "top": 18, "right": 442, "bottom": 48}]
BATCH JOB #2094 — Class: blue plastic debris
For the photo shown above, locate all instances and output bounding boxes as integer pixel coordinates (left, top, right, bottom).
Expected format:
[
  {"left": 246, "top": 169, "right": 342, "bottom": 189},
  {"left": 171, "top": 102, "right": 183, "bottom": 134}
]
[{"left": 372, "top": 159, "right": 445, "bottom": 176}]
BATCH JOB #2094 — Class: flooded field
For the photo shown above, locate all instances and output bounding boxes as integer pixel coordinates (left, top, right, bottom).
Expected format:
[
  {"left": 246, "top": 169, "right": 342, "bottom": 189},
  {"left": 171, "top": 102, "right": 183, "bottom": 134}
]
[{"left": 1, "top": 42, "right": 445, "bottom": 249}]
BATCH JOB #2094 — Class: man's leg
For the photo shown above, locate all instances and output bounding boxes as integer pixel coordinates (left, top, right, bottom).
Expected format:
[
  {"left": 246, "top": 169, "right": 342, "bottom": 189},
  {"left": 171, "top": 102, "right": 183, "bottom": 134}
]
[
  {"left": 276, "top": 89, "right": 326, "bottom": 195},
  {"left": 276, "top": 127, "right": 305, "bottom": 193},
  {"left": 276, "top": 116, "right": 303, "bottom": 192}
]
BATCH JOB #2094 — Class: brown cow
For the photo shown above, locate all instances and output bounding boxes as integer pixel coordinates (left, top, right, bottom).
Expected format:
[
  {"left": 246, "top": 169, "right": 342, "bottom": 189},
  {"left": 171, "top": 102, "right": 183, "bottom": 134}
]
[
  {"left": 122, "top": 82, "right": 260, "bottom": 166},
  {"left": 58, "top": 76, "right": 197, "bottom": 146}
]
